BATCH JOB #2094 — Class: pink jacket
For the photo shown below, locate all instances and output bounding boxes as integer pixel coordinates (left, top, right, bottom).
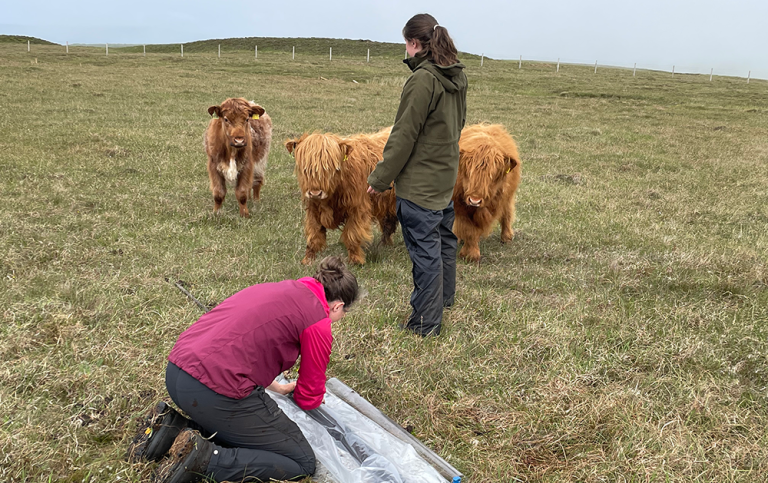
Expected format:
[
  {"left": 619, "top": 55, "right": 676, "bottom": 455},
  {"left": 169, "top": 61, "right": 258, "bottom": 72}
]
[{"left": 168, "top": 277, "right": 332, "bottom": 410}]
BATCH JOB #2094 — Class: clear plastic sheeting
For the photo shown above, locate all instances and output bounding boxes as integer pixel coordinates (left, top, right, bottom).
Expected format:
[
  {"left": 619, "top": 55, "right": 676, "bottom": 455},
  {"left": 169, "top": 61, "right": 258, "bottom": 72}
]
[{"left": 267, "top": 379, "right": 449, "bottom": 483}]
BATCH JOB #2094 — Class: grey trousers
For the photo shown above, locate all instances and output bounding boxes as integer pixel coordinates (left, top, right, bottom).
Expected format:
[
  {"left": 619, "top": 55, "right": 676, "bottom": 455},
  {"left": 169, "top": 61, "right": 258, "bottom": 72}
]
[
  {"left": 396, "top": 197, "right": 458, "bottom": 336},
  {"left": 165, "top": 362, "right": 315, "bottom": 482}
]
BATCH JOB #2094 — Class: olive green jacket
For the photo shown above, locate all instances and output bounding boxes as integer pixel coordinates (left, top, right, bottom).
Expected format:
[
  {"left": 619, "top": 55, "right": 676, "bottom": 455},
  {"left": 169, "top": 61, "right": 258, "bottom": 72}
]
[{"left": 368, "top": 55, "right": 467, "bottom": 210}]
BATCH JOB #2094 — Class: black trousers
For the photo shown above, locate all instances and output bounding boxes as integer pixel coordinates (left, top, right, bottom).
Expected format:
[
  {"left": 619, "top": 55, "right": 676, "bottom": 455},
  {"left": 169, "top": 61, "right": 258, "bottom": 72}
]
[
  {"left": 396, "top": 197, "right": 458, "bottom": 336},
  {"left": 165, "top": 362, "right": 315, "bottom": 482}
]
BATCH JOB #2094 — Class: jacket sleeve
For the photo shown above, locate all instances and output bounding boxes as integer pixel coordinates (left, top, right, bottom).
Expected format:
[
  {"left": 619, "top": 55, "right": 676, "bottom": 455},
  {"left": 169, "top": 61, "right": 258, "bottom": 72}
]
[
  {"left": 461, "top": 73, "right": 468, "bottom": 129},
  {"left": 293, "top": 318, "right": 332, "bottom": 410},
  {"left": 368, "top": 70, "right": 435, "bottom": 192}
]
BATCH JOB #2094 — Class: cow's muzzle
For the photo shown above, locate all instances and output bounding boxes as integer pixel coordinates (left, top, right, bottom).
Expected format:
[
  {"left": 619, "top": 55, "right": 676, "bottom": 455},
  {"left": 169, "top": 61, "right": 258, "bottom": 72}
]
[
  {"left": 467, "top": 197, "right": 483, "bottom": 207},
  {"left": 307, "top": 190, "right": 326, "bottom": 199},
  {"left": 231, "top": 137, "right": 247, "bottom": 148}
]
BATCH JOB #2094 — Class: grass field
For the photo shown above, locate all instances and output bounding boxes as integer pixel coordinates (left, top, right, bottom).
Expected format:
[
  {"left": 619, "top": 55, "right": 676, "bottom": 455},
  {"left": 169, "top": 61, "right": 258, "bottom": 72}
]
[{"left": 1, "top": 38, "right": 767, "bottom": 482}]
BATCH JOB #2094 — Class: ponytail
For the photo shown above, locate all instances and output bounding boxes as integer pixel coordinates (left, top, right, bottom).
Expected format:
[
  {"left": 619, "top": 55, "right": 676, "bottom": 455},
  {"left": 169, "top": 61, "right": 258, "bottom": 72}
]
[
  {"left": 313, "top": 256, "right": 359, "bottom": 308},
  {"left": 402, "top": 13, "right": 459, "bottom": 66}
]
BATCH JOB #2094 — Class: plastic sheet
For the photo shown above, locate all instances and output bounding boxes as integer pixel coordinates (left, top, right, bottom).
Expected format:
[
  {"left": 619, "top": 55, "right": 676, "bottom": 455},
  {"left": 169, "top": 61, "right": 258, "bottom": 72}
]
[{"left": 267, "top": 379, "right": 449, "bottom": 483}]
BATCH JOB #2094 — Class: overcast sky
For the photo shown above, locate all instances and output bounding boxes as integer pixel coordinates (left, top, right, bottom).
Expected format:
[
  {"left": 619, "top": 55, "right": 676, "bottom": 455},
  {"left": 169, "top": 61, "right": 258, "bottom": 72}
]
[{"left": 3, "top": 0, "right": 766, "bottom": 79}]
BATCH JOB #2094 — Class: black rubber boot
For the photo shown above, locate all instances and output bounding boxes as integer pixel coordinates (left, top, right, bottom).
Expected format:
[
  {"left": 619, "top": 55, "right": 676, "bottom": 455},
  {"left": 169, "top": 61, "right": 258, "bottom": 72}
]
[
  {"left": 127, "top": 401, "right": 189, "bottom": 463},
  {"left": 153, "top": 429, "right": 214, "bottom": 483}
]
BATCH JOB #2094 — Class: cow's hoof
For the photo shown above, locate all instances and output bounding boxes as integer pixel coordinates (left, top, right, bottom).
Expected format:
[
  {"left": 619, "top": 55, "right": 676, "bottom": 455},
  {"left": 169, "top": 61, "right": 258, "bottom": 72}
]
[
  {"left": 301, "top": 256, "right": 314, "bottom": 266},
  {"left": 348, "top": 255, "right": 366, "bottom": 266},
  {"left": 501, "top": 231, "right": 514, "bottom": 243},
  {"left": 459, "top": 248, "right": 481, "bottom": 263}
]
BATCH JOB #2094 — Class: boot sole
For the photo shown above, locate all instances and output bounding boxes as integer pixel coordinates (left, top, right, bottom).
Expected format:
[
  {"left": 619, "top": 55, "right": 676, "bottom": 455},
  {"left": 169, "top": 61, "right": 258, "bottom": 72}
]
[{"left": 153, "top": 430, "right": 211, "bottom": 483}]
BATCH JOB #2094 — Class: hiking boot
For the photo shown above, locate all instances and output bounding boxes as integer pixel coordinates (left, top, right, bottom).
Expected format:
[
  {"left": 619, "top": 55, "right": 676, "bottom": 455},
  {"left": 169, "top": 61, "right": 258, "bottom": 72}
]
[
  {"left": 127, "top": 401, "right": 189, "bottom": 463},
  {"left": 153, "top": 429, "right": 214, "bottom": 483},
  {"left": 398, "top": 318, "right": 440, "bottom": 337}
]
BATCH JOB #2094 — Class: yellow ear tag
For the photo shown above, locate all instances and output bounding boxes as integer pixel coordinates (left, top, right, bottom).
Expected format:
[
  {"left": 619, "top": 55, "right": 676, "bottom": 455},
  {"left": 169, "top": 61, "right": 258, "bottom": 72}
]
[
  {"left": 252, "top": 114, "right": 259, "bottom": 119},
  {"left": 145, "top": 428, "right": 152, "bottom": 436},
  {"left": 343, "top": 155, "right": 347, "bottom": 161},
  {"left": 506, "top": 167, "right": 511, "bottom": 174}
]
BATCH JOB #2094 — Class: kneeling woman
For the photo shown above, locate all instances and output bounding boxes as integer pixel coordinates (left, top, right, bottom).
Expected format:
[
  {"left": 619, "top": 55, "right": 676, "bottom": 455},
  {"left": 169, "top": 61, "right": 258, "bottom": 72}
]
[{"left": 128, "top": 256, "right": 358, "bottom": 482}]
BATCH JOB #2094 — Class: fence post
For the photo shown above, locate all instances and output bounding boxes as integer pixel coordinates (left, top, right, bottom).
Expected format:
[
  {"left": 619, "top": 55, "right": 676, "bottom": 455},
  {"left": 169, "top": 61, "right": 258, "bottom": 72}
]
[
  {"left": 481, "top": 54, "right": 484, "bottom": 67},
  {"left": 181, "top": 44, "right": 183, "bottom": 57},
  {"left": 330, "top": 47, "right": 332, "bottom": 61},
  {"left": 106, "top": 43, "right": 108, "bottom": 56},
  {"left": 710, "top": 68, "right": 713, "bottom": 82},
  {"left": 66, "top": 41, "right": 68, "bottom": 54},
  {"left": 672, "top": 65, "right": 674, "bottom": 77},
  {"left": 519, "top": 55, "right": 522, "bottom": 69},
  {"left": 633, "top": 63, "right": 636, "bottom": 77},
  {"left": 218, "top": 44, "right": 220, "bottom": 58},
  {"left": 27, "top": 40, "right": 30, "bottom": 52},
  {"left": 594, "top": 60, "right": 597, "bottom": 73},
  {"left": 292, "top": 46, "right": 295, "bottom": 60},
  {"left": 143, "top": 45, "right": 146, "bottom": 56},
  {"left": 367, "top": 48, "right": 370, "bottom": 62},
  {"left": 255, "top": 45, "right": 257, "bottom": 59},
  {"left": 556, "top": 58, "right": 560, "bottom": 73},
  {"left": 747, "top": 71, "right": 751, "bottom": 84}
]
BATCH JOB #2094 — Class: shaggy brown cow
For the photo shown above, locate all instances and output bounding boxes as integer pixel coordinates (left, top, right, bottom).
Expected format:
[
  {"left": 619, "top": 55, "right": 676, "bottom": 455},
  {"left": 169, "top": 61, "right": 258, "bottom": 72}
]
[
  {"left": 453, "top": 123, "right": 522, "bottom": 262},
  {"left": 204, "top": 97, "right": 272, "bottom": 217},
  {"left": 285, "top": 128, "right": 397, "bottom": 265}
]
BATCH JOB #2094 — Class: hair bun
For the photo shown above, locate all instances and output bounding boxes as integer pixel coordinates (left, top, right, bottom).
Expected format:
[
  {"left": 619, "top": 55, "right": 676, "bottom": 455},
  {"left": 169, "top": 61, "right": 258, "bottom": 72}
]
[
  {"left": 313, "top": 256, "right": 359, "bottom": 308},
  {"left": 315, "top": 256, "right": 346, "bottom": 283}
]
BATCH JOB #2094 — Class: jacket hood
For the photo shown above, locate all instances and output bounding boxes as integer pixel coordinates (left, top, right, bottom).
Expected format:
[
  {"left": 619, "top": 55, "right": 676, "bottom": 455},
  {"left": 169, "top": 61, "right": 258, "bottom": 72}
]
[{"left": 405, "top": 56, "right": 467, "bottom": 93}]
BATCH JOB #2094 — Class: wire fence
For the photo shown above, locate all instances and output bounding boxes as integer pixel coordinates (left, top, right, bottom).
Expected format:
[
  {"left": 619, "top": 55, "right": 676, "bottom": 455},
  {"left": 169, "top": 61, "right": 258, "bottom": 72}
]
[{"left": 16, "top": 39, "right": 759, "bottom": 84}]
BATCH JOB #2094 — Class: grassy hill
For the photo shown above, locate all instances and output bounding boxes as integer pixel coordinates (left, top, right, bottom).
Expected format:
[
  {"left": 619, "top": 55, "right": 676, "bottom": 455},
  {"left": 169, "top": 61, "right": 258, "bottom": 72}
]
[
  {"left": 0, "top": 39, "right": 766, "bottom": 482},
  {"left": 114, "top": 36, "right": 481, "bottom": 60},
  {"left": 0, "top": 34, "right": 57, "bottom": 45}
]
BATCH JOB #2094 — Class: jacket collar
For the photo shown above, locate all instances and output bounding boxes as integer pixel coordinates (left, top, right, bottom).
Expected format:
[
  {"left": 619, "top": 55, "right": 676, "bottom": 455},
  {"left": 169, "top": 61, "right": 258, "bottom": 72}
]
[
  {"left": 404, "top": 55, "right": 430, "bottom": 72},
  {"left": 298, "top": 277, "right": 330, "bottom": 316}
]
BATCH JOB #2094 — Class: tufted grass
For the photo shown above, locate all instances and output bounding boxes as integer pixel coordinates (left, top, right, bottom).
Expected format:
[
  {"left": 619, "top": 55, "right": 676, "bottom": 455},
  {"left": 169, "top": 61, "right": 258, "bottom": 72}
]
[{"left": 0, "top": 41, "right": 767, "bottom": 482}]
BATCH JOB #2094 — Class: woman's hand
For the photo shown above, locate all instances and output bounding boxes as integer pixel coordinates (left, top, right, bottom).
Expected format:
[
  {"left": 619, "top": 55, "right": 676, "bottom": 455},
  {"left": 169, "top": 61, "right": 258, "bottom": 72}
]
[
  {"left": 267, "top": 380, "right": 296, "bottom": 395},
  {"left": 367, "top": 185, "right": 379, "bottom": 194}
]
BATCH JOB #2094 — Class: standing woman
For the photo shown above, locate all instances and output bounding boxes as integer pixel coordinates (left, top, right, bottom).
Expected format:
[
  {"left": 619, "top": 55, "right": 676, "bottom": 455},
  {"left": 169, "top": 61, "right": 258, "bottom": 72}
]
[
  {"left": 127, "top": 257, "right": 358, "bottom": 483},
  {"left": 368, "top": 14, "right": 467, "bottom": 336}
]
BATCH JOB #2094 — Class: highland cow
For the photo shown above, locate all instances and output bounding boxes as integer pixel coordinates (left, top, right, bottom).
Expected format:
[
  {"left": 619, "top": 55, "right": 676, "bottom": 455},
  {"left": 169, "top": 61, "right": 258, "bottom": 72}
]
[
  {"left": 285, "top": 128, "right": 397, "bottom": 265},
  {"left": 204, "top": 98, "right": 272, "bottom": 217},
  {"left": 453, "top": 123, "right": 522, "bottom": 262}
]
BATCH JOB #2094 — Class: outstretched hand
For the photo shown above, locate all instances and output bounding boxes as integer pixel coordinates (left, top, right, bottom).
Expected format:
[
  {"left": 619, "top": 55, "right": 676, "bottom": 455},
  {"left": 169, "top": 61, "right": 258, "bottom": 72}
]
[
  {"left": 267, "top": 380, "right": 296, "bottom": 395},
  {"left": 367, "top": 185, "right": 379, "bottom": 194}
]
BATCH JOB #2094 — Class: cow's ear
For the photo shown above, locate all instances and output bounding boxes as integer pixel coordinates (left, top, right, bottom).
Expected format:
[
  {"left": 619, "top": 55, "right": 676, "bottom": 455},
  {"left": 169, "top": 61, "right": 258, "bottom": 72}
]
[
  {"left": 505, "top": 156, "right": 519, "bottom": 172},
  {"left": 249, "top": 104, "right": 266, "bottom": 118},
  {"left": 338, "top": 140, "right": 353, "bottom": 160},
  {"left": 208, "top": 105, "right": 221, "bottom": 118},
  {"left": 285, "top": 138, "right": 299, "bottom": 156}
]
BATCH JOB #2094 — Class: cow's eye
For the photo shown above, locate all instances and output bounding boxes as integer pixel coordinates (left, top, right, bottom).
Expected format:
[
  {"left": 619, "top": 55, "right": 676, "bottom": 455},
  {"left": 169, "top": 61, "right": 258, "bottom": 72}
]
[{"left": 224, "top": 117, "right": 230, "bottom": 123}]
